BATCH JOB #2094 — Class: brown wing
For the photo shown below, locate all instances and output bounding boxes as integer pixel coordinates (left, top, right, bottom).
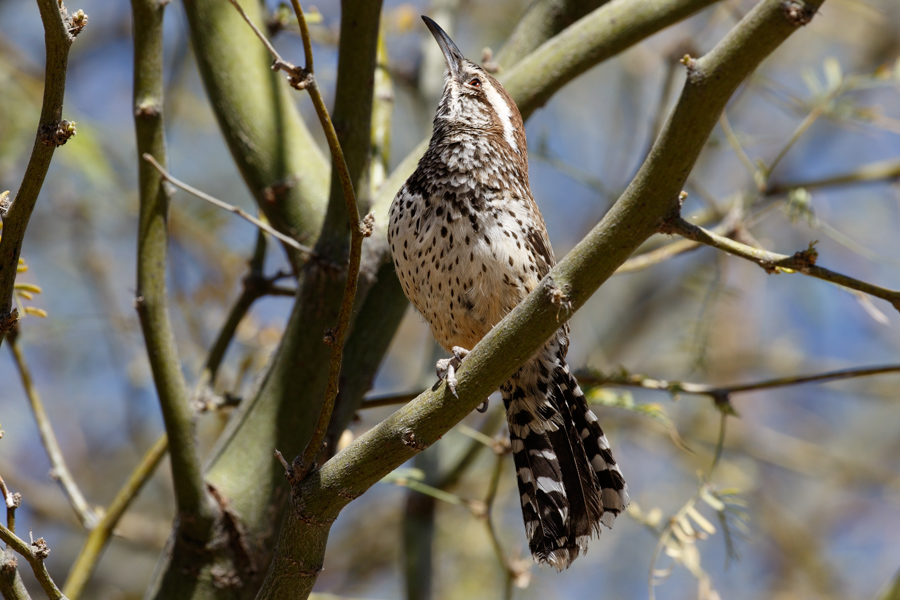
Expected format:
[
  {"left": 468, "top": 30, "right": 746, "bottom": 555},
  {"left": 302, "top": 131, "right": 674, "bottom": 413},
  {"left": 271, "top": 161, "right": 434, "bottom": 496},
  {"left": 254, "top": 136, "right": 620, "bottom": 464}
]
[{"left": 523, "top": 198, "right": 556, "bottom": 278}]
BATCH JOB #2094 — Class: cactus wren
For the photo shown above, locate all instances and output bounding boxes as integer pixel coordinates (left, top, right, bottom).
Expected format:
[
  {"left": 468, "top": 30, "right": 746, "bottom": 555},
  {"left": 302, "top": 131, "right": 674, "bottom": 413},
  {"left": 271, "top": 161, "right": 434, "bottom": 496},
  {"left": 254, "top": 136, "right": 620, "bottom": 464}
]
[{"left": 388, "top": 16, "right": 629, "bottom": 570}]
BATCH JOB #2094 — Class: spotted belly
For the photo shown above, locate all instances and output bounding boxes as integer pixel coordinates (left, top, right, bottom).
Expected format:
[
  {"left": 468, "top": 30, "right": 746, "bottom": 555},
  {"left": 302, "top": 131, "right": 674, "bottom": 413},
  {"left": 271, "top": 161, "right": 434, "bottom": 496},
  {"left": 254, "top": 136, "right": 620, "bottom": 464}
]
[{"left": 388, "top": 189, "right": 542, "bottom": 352}]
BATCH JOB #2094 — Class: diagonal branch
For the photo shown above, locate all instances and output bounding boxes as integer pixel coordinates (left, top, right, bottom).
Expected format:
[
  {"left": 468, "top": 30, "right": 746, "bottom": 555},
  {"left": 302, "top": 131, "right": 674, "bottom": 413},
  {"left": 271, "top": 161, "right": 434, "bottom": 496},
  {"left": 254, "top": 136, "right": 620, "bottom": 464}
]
[
  {"left": 579, "top": 364, "right": 900, "bottom": 404},
  {"left": 0, "top": 0, "right": 78, "bottom": 348},
  {"left": 256, "top": 1, "right": 826, "bottom": 597}
]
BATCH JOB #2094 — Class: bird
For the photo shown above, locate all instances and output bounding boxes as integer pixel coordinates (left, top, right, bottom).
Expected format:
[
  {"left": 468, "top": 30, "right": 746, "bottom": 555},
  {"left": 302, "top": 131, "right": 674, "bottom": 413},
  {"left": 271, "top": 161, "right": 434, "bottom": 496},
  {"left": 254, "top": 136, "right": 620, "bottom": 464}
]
[{"left": 388, "top": 16, "right": 629, "bottom": 570}]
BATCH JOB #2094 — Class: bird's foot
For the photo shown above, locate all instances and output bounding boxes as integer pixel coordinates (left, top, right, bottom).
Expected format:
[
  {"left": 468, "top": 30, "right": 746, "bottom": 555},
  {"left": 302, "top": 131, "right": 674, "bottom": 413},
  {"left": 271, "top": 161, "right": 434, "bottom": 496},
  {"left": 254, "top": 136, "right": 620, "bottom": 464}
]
[{"left": 435, "top": 346, "right": 470, "bottom": 398}]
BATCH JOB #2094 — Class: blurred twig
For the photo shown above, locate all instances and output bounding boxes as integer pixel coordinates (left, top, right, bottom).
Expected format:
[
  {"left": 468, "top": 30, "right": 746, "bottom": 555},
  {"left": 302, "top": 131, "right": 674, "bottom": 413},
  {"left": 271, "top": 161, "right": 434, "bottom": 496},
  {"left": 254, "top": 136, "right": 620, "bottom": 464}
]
[
  {"left": 0, "top": 521, "right": 68, "bottom": 600},
  {"left": 766, "top": 158, "right": 900, "bottom": 195},
  {"left": 8, "top": 333, "right": 97, "bottom": 529},
  {"left": 63, "top": 434, "right": 168, "bottom": 599},
  {"left": 193, "top": 229, "right": 294, "bottom": 409},
  {"left": 143, "top": 154, "right": 317, "bottom": 257},
  {"left": 662, "top": 216, "right": 900, "bottom": 312},
  {"left": 369, "top": 31, "right": 394, "bottom": 194}
]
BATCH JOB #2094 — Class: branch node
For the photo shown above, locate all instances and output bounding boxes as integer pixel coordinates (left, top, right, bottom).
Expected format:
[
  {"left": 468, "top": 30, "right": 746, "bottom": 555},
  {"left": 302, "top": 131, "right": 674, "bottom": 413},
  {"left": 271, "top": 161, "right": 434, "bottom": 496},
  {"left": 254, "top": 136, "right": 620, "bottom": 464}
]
[
  {"left": 545, "top": 278, "right": 573, "bottom": 321},
  {"left": 67, "top": 8, "right": 88, "bottom": 36},
  {"left": 782, "top": 0, "right": 815, "bottom": 26},
  {"left": 262, "top": 178, "right": 297, "bottom": 205},
  {"left": 273, "top": 60, "right": 313, "bottom": 90},
  {"left": 0, "top": 309, "right": 19, "bottom": 333},
  {"left": 359, "top": 212, "right": 375, "bottom": 237},
  {"left": 30, "top": 536, "right": 50, "bottom": 560},
  {"left": 322, "top": 327, "right": 336, "bottom": 346},
  {"left": 401, "top": 430, "right": 426, "bottom": 451},
  {"left": 135, "top": 102, "right": 160, "bottom": 118},
  {"left": 790, "top": 240, "right": 819, "bottom": 270},
  {"left": 38, "top": 119, "right": 77, "bottom": 147},
  {"left": 0, "top": 191, "right": 10, "bottom": 218}
]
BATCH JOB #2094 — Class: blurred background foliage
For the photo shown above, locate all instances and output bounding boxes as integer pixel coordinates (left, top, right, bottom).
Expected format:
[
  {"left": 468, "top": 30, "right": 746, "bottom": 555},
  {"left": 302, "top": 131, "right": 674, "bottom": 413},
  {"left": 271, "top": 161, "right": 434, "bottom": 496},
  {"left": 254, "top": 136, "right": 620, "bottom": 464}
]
[{"left": 1, "top": 0, "right": 899, "bottom": 598}]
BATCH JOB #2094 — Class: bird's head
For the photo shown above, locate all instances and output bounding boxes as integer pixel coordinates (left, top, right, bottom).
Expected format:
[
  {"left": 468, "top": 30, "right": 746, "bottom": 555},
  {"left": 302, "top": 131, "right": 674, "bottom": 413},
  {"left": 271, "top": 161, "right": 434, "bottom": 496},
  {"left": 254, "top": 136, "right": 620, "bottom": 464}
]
[{"left": 422, "top": 16, "right": 526, "bottom": 157}]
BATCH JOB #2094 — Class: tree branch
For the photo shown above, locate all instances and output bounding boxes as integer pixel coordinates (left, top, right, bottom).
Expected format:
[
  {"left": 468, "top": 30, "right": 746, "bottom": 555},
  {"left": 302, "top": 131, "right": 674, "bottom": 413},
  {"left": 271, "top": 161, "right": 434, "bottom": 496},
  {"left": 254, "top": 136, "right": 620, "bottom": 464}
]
[
  {"left": 663, "top": 216, "right": 900, "bottom": 311},
  {"left": 0, "top": 522, "right": 67, "bottom": 600},
  {"left": 579, "top": 364, "right": 900, "bottom": 406},
  {"left": 181, "top": 0, "right": 329, "bottom": 269},
  {"left": 280, "top": 0, "right": 374, "bottom": 478},
  {"left": 494, "top": 0, "right": 612, "bottom": 68},
  {"left": 62, "top": 434, "right": 168, "bottom": 599},
  {"left": 0, "top": 0, "right": 78, "bottom": 348},
  {"left": 131, "top": 0, "right": 216, "bottom": 541},
  {"left": 258, "top": 1, "right": 826, "bottom": 597}
]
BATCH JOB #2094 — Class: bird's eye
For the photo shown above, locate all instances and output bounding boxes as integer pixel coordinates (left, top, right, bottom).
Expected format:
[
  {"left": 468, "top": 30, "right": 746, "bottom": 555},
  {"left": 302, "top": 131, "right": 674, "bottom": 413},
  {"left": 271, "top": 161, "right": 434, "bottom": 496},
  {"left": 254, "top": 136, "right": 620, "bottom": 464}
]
[{"left": 468, "top": 78, "right": 481, "bottom": 88}]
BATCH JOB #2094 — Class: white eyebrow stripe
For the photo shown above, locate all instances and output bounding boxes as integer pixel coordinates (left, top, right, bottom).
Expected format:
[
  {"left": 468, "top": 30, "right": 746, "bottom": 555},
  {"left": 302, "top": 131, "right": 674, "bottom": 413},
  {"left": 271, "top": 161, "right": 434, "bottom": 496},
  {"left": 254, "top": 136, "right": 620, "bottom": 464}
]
[{"left": 481, "top": 78, "right": 518, "bottom": 154}]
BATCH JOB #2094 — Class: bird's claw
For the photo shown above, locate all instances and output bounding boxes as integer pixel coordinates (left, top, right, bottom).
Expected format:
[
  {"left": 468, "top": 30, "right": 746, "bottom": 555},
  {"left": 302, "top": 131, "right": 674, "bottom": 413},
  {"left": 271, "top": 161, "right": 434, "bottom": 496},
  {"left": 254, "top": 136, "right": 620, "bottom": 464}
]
[
  {"left": 476, "top": 399, "right": 490, "bottom": 413},
  {"left": 436, "top": 346, "right": 470, "bottom": 398}
]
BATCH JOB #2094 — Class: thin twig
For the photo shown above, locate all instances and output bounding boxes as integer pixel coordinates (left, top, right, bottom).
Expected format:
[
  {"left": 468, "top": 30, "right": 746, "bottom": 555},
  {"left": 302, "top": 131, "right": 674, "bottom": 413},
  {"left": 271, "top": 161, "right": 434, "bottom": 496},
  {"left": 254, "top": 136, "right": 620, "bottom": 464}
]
[
  {"left": 766, "top": 158, "right": 900, "bottom": 195},
  {"left": 580, "top": 364, "right": 900, "bottom": 400},
  {"left": 280, "top": 1, "right": 367, "bottom": 477},
  {"left": 0, "top": 522, "right": 68, "bottom": 600},
  {"left": 0, "top": 474, "right": 19, "bottom": 533},
  {"left": 63, "top": 434, "right": 168, "bottom": 599},
  {"left": 8, "top": 335, "right": 97, "bottom": 528},
  {"left": 142, "top": 154, "right": 316, "bottom": 257},
  {"left": 663, "top": 216, "right": 900, "bottom": 312}
]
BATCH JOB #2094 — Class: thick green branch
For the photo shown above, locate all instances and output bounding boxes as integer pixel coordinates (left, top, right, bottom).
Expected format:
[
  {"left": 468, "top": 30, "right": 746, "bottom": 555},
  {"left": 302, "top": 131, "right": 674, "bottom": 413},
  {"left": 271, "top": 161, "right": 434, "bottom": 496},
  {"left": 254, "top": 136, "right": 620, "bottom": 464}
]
[
  {"left": 182, "top": 0, "right": 329, "bottom": 267},
  {"left": 0, "top": 0, "right": 76, "bottom": 346},
  {"left": 259, "top": 0, "right": 825, "bottom": 597},
  {"left": 132, "top": 0, "right": 216, "bottom": 539},
  {"left": 494, "top": 0, "right": 612, "bottom": 68}
]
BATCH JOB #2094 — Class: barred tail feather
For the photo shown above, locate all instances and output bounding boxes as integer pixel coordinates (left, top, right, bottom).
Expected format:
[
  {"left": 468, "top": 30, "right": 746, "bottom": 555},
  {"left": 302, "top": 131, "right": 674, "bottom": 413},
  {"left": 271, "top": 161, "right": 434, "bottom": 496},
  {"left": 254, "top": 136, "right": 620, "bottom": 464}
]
[
  {"left": 502, "top": 340, "right": 628, "bottom": 571},
  {"left": 556, "top": 363, "right": 630, "bottom": 526}
]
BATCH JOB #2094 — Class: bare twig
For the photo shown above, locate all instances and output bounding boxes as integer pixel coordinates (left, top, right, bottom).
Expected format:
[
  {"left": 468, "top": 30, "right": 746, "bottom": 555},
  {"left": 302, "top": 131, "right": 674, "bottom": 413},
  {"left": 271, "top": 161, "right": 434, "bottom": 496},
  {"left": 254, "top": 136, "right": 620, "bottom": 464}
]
[
  {"left": 279, "top": 1, "right": 367, "bottom": 478},
  {"left": 0, "top": 521, "right": 68, "bottom": 600},
  {"left": 142, "top": 154, "right": 317, "bottom": 257},
  {"left": 63, "top": 434, "right": 168, "bottom": 599},
  {"left": 580, "top": 364, "right": 900, "bottom": 402},
  {"left": 663, "top": 216, "right": 900, "bottom": 312},
  {"left": 766, "top": 158, "right": 900, "bottom": 195},
  {"left": 8, "top": 335, "right": 97, "bottom": 528}
]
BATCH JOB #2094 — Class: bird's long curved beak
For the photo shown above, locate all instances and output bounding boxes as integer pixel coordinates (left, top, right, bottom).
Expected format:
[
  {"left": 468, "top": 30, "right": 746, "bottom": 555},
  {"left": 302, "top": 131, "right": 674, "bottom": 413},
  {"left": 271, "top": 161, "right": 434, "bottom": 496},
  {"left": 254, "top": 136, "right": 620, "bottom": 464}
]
[{"left": 422, "top": 16, "right": 464, "bottom": 80}]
